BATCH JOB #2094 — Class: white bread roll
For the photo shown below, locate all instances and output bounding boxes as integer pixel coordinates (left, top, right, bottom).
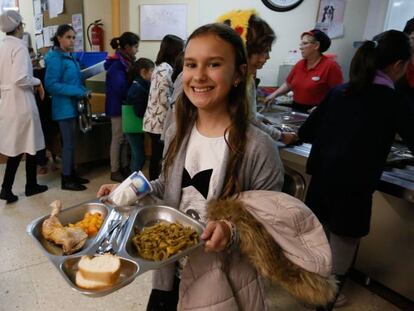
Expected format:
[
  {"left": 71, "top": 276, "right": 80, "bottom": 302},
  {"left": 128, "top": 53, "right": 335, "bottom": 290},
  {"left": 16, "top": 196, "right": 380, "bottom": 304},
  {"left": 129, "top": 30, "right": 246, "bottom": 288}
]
[
  {"left": 76, "top": 270, "right": 113, "bottom": 289},
  {"left": 76, "top": 254, "right": 121, "bottom": 289}
]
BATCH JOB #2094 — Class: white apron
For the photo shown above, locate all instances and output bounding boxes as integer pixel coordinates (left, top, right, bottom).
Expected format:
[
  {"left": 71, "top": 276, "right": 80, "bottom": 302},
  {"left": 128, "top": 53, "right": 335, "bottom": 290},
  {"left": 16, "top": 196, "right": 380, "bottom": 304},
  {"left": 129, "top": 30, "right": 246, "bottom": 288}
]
[{"left": 0, "top": 36, "right": 44, "bottom": 156}]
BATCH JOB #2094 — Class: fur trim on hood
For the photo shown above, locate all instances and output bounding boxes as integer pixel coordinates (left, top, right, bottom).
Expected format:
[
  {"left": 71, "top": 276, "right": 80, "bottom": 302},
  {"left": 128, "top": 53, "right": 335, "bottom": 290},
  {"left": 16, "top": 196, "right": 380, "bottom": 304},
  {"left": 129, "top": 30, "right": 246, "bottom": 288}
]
[{"left": 207, "top": 197, "right": 337, "bottom": 306}]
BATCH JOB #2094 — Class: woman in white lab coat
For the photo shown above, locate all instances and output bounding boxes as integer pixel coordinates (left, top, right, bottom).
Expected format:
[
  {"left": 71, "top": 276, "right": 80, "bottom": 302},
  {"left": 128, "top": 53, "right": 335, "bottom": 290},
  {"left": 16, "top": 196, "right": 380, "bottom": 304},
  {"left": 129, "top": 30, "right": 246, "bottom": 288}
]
[{"left": 0, "top": 11, "right": 47, "bottom": 203}]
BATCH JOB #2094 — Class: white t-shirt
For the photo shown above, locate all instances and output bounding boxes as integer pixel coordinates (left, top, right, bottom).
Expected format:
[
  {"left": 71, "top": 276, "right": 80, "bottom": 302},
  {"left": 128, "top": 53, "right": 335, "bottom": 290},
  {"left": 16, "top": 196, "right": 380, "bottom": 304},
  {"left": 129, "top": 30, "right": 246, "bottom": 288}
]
[{"left": 178, "top": 125, "right": 227, "bottom": 223}]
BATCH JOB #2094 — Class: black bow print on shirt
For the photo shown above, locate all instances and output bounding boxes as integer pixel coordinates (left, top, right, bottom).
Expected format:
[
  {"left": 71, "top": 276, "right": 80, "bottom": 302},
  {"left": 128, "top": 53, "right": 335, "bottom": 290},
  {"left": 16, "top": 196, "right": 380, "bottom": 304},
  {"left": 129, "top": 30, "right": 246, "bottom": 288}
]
[{"left": 182, "top": 168, "right": 213, "bottom": 199}]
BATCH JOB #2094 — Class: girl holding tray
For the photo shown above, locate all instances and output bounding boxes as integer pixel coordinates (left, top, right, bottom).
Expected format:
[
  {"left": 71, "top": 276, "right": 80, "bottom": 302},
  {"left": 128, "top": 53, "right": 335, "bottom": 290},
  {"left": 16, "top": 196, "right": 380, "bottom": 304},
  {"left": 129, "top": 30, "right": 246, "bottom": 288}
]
[{"left": 98, "top": 24, "right": 335, "bottom": 310}]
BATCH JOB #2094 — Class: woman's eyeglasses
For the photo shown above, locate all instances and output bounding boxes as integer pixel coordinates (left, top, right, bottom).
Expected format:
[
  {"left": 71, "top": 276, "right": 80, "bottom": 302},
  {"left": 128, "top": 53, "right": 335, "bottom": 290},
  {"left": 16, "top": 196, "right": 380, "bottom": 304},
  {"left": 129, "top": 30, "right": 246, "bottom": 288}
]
[{"left": 300, "top": 41, "right": 316, "bottom": 47}]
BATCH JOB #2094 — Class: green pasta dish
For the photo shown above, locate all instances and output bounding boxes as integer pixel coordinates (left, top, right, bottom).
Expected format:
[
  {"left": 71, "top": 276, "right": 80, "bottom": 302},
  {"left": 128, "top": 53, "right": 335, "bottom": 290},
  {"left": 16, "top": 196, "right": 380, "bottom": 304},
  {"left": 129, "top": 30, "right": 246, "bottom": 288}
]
[{"left": 132, "top": 222, "right": 199, "bottom": 261}]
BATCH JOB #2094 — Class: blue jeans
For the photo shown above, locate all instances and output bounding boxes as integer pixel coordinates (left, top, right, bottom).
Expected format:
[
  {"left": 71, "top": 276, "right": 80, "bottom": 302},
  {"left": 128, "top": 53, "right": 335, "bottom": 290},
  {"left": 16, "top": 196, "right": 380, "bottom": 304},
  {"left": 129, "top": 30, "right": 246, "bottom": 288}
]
[
  {"left": 125, "top": 133, "right": 145, "bottom": 172},
  {"left": 58, "top": 118, "right": 77, "bottom": 176}
]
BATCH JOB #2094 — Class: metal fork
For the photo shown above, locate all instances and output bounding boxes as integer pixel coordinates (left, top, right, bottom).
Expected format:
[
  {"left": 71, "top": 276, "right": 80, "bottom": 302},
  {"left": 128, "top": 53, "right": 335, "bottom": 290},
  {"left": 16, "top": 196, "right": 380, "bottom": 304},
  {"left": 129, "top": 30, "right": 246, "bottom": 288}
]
[
  {"left": 96, "top": 216, "right": 122, "bottom": 254},
  {"left": 97, "top": 215, "right": 130, "bottom": 254}
]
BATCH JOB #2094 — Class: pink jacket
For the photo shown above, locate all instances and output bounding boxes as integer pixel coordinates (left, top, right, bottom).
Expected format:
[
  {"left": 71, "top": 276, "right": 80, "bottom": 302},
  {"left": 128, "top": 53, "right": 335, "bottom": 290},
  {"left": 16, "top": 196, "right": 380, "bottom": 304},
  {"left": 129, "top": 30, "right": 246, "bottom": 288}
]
[{"left": 178, "top": 191, "right": 336, "bottom": 310}]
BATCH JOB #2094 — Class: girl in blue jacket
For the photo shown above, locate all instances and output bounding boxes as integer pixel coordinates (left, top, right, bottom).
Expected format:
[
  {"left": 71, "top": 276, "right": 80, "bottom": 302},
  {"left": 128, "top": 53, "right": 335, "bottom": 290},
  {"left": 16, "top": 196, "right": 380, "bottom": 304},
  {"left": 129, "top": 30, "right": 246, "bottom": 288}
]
[{"left": 45, "top": 24, "right": 90, "bottom": 191}]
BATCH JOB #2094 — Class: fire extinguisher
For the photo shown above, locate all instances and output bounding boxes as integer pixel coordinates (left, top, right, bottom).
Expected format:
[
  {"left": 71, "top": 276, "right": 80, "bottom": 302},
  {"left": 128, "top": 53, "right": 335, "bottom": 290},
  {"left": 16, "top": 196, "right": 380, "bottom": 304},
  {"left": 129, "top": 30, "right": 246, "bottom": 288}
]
[{"left": 87, "top": 19, "right": 104, "bottom": 51}]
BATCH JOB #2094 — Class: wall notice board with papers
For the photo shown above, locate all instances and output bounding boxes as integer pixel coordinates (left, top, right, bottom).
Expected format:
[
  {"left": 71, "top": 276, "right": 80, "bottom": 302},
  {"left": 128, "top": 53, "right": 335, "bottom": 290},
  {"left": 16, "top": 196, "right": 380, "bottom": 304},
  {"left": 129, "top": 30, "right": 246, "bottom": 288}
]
[
  {"left": 34, "top": 0, "right": 84, "bottom": 52},
  {"left": 139, "top": 4, "right": 187, "bottom": 41}
]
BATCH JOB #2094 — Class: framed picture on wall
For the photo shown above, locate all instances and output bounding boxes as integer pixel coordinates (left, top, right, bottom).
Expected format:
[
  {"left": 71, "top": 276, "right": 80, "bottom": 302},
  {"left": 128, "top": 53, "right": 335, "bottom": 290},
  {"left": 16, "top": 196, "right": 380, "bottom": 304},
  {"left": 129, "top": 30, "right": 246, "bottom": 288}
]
[
  {"left": 0, "top": 0, "right": 19, "bottom": 13},
  {"left": 315, "top": 0, "right": 346, "bottom": 39},
  {"left": 139, "top": 4, "right": 187, "bottom": 41}
]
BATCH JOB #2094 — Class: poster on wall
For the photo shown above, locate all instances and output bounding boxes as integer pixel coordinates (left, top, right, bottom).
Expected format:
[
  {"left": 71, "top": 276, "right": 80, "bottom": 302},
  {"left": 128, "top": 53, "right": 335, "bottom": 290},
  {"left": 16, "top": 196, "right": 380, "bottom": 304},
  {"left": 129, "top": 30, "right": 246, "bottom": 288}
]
[
  {"left": 315, "top": 0, "right": 346, "bottom": 39},
  {"left": 72, "top": 13, "right": 84, "bottom": 51},
  {"left": 0, "top": 0, "right": 19, "bottom": 14},
  {"left": 140, "top": 4, "right": 187, "bottom": 40}
]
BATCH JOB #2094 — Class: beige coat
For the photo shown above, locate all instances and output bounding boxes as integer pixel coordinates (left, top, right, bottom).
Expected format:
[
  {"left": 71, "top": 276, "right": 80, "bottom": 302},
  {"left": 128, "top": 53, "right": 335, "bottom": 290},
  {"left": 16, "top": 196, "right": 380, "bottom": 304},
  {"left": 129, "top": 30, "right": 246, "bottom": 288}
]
[
  {"left": 178, "top": 191, "right": 337, "bottom": 310},
  {"left": 0, "top": 35, "right": 44, "bottom": 156}
]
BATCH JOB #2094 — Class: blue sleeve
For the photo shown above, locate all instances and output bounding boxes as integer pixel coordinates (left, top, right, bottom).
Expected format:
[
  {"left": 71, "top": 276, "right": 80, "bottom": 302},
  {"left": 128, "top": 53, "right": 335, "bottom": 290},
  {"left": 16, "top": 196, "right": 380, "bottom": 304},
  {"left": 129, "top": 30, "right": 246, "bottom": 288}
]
[
  {"left": 107, "top": 63, "right": 128, "bottom": 104},
  {"left": 127, "top": 83, "right": 148, "bottom": 118},
  {"left": 44, "top": 54, "right": 86, "bottom": 98}
]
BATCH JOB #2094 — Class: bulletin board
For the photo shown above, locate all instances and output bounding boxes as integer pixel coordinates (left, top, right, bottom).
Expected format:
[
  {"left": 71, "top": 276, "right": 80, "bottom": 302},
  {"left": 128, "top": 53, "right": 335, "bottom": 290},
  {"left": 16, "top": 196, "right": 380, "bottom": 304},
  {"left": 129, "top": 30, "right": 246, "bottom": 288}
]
[
  {"left": 139, "top": 4, "right": 187, "bottom": 41},
  {"left": 42, "top": 0, "right": 83, "bottom": 27},
  {"left": 34, "top": 0, "right": 84, "bottom": 52}
]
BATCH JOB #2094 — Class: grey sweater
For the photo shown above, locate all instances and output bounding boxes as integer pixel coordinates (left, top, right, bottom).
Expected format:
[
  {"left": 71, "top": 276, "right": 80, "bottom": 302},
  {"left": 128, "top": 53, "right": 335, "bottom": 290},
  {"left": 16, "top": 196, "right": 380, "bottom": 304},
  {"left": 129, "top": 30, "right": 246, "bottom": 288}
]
[
  {"left": 150, "top": 121, "right": 285, "bottom": 291},
  {"left": 248, "top": 79, "right": 283, "bottom": 141}
]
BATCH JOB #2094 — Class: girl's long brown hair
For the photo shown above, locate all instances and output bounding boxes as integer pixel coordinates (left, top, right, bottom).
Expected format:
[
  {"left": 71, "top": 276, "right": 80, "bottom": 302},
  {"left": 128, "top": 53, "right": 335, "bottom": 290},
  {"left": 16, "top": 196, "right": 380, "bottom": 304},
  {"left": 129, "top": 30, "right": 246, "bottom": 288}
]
[{"left": 163, "top": 23, "right": 250, "bottom": 199}]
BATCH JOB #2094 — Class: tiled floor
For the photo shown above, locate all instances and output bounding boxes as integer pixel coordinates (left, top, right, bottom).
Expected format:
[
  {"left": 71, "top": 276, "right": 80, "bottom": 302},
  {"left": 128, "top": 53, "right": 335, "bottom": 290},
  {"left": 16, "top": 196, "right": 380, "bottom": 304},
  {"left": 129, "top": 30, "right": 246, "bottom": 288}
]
[{"left": 0, "top": 162, "right": 398, "bottom": 310}]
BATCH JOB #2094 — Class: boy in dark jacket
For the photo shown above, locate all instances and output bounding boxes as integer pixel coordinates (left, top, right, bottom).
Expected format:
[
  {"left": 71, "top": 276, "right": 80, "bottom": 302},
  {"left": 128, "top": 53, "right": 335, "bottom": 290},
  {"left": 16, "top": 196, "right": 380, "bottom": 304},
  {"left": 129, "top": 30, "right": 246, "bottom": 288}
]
[{"left": 124, "top": 58, "right": 154, "bottom": 172}]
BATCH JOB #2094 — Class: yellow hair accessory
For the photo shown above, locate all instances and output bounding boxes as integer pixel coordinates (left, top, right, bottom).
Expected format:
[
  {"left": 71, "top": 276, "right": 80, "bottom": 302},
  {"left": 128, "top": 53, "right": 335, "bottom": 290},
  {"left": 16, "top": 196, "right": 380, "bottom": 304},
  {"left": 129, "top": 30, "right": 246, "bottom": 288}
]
[{"left": 217, "top": 9, "right": 257, "bottom": 43}]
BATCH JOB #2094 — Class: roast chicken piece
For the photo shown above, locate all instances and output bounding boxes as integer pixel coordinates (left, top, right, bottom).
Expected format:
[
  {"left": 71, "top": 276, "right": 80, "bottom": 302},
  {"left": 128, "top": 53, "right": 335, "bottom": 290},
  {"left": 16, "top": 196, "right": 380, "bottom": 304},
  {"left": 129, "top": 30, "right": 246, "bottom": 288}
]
[{"left": 42, "top": 200, "right": 88, "bottom": 254}]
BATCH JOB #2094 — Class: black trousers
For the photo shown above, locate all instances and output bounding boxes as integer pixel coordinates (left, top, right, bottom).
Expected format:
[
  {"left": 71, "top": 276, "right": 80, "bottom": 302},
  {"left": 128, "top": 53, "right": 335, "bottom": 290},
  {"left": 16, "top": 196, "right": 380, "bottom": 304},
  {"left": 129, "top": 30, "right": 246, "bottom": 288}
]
[
  {"left": 146, "top": 276, "right": 180, "bottom": 311},
  {"left": 1, "top": 153, "right": 37, "bottom": 191},
  {"left": 149, "top": 133, "right": 164, "bottom": 181}
]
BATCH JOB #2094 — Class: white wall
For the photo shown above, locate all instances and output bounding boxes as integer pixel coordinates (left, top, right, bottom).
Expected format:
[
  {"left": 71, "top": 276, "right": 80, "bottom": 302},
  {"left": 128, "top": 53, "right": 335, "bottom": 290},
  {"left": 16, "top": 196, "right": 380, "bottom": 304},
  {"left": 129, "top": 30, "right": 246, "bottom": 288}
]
[
  {"left": 128, "top": 0, "right": 199, "bottom": 61},
  {"left": 197, "top": 0, "right": 370, "bottom": 85},
  {"left": 128, "top": 0, "right": 370, "bottom": 85},
  {"left": 384, "top": 0, "right": 414, "bottom": 31},
  {"left": 364, "top": 0, "right": 389, "bottom": 39},
  {"left": 12, "top": 0, "right": 372, "bottom": 85}
]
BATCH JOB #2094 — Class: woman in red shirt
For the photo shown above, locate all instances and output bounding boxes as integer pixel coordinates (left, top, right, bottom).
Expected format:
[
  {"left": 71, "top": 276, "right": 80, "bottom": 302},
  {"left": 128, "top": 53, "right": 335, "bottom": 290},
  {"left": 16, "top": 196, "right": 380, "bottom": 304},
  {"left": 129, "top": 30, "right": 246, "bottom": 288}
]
[{"left": 266, "top": 29, "right": 343, "bottom": 113}]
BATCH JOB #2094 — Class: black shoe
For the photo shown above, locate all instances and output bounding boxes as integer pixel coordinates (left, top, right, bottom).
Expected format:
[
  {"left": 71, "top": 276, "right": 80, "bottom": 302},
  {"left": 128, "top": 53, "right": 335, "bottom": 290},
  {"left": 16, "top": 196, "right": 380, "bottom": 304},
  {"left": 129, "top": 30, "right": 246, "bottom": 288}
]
[
  {"left": 72, "top": 173, "right": 89, "bottom": 184},
  {"left": 61, "top": 175, "right": 87, "bottom": 191},
  {"left": 0, "top": 188, "right": 18, "bottom": 203},
  {"left": 110, "top": 170, "right": 124, "bottom": 182},
  {"left": 25, "top": 184, "right": 48, "bottom": 197}
]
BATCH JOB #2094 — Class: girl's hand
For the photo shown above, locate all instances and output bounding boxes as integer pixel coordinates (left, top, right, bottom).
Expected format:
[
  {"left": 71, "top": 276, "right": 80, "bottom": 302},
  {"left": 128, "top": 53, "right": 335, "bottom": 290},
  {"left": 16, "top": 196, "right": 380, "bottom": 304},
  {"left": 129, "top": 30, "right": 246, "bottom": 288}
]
[
  {"left": 201, "top": 220, "right": 231, "bottom": 252},
  {"left": 96, "top": 184, "right": 119, "bottom": 198}
]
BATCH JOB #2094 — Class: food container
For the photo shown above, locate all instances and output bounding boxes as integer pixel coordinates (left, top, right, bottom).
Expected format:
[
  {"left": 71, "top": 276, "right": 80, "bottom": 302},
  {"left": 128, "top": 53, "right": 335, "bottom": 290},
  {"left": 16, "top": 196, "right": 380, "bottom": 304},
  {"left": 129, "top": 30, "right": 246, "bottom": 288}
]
[
  {"left": 27, "top": 202, "right": 205, "bottom": 297},
  {"left": 121, "top": 205, "right": 205, "bottom": 270},
  {"left": 27, "top": 202, "right": 111, "bottom": 257}
]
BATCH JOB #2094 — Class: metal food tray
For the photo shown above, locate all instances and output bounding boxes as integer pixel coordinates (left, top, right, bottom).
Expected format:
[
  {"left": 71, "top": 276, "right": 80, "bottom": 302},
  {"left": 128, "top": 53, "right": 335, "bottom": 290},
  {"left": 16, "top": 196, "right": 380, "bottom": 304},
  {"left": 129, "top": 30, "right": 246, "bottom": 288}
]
[{"left": 27, "top": 202, "right": 205, "bottom": 297}]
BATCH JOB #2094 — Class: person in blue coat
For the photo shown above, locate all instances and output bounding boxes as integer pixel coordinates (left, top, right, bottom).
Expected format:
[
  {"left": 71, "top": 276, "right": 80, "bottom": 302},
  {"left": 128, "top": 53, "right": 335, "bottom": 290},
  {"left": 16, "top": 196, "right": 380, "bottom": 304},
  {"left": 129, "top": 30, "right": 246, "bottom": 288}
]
[
  {"left": 45, "top": 24, "right": 90, "bottom": 191},
  {"left": 105, "top": 32, "right": 140, "bottom": 182},
  {"left": 124, "top": 58, "right": 154, "bottom": 172}
]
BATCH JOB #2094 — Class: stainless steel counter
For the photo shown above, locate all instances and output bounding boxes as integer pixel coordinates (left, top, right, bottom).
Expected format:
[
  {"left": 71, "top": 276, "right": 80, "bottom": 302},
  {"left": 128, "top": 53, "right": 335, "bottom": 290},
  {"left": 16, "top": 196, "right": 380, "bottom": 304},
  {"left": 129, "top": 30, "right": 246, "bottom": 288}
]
[
  {"left": 278, "top": 143, "right": 414, "bottom": 203},
  {"left": 261, "top": 104, "right": 414, "bottom": 203}
]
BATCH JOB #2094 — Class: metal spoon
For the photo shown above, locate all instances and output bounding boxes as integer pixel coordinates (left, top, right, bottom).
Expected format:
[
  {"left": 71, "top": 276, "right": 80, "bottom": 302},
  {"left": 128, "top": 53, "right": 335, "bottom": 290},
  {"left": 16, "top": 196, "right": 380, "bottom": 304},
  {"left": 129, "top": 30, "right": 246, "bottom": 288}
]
[{"left": 96, "top": 218, "right": 122, "bottom": 254}]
